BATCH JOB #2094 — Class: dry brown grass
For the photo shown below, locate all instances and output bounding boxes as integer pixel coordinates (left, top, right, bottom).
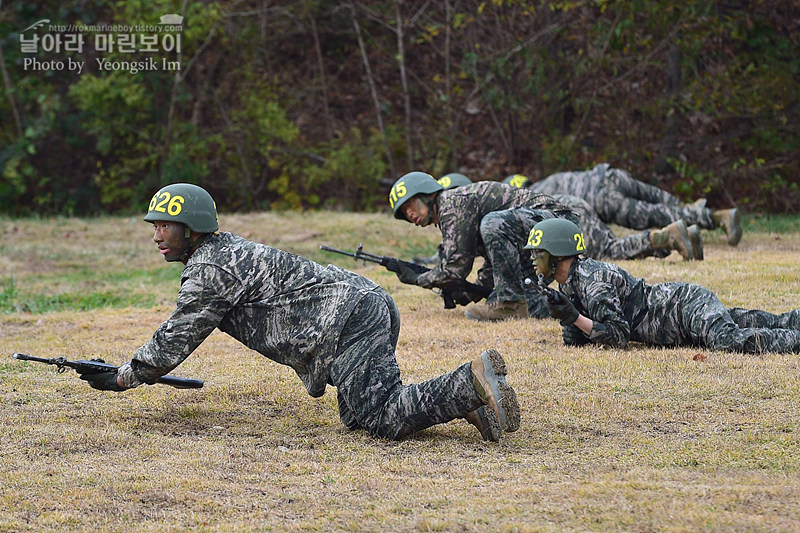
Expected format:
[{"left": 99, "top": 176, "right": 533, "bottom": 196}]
[{"left": 1, "top": 212, "right": 799, "bottom": 532}]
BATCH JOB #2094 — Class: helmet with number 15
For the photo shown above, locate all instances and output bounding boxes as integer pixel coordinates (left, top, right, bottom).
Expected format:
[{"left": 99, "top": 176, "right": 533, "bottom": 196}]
[
  {"left": 144, "top": 183, "right": 218, "bottom": 233},
  {"left": 524, "top": 218, "right": 584, "bottom": 278},
  {"left": 389, "top": 172, "right": 443, "bottom": 222}
]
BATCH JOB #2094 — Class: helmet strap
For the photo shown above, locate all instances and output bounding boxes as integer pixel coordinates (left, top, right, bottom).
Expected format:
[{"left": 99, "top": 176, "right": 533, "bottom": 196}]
[
  {"left": 165, "top": 228, "right": 209, "bottom": 263},
  {"left": 422, "top": 195, "right": 439, "bottom": 227}
]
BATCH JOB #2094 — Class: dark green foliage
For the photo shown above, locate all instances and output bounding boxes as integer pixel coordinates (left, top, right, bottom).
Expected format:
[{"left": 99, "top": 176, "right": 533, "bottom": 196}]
[{"left": 1, "top": 0, "right": 798, "bottom": 215}]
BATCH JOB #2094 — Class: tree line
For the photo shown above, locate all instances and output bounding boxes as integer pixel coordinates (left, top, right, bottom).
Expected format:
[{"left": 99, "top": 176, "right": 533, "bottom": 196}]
[{"left": 1, "top": 0, "right": 798, "bottom": 216}]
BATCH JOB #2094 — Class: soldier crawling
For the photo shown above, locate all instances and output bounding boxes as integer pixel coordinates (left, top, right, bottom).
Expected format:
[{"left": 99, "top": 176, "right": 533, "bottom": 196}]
[
  {"left": 389, "top": 171, "right": 578, "bottom": 321},
  {"left": 77, "top": 183, "right": 521, "bottom": 443},
  {"left": 525, "top": 217, "right": 800, "bottom": 353},
  {"left": 528, "top": 163, "right": 742, "bottom": 246}
]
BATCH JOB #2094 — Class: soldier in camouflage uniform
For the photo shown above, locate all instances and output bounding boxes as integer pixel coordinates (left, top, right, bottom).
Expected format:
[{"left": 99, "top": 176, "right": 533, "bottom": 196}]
[
  {"left": 528, "top": 163, "right": 743, "bottom": 246},
  {"left": 413, "top": 172, "right": 473, "bottom": 266},
  {"left": 77, "top": 183, "right": 521, "bottom": 442},
  {"left": 526, "top": 218, "right": 800, "bottom": 353},
  {"left": 389, "top": 171, "right": 577, "bottom": 321}
]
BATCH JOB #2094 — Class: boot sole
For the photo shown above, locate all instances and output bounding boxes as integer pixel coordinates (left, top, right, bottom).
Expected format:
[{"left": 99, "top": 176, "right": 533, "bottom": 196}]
[
  {"left": 473, "top": 349, "right": 521, "bottom": 433},
  {"left": 688, "top": 225, "right": 704, "bottom": 261},
  {"left": 471, "top": 405, "right": 502, "bottom": 442},
  {"left": 674, "top": 219, "right": 694, "bottom": 261},
  {"left": 726, "top": 208, "right": 742, "bottom": 246}
]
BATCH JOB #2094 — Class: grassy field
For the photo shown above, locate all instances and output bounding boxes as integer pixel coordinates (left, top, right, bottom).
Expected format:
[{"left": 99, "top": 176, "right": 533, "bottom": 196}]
[{"left": 1, "top": 211, "right": 799, "bottom": 532}]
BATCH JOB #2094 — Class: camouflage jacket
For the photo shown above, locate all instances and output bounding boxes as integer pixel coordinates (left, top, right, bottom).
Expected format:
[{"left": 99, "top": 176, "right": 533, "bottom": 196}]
[
  {"left": 117, "top": 232, "right": 382, "bottom": 397},
  {"left": 529, "top": 163, "right": 610, "bottom": 198},
  {"left": 560, "top": 256, "right": 671, "bottom": 348},
  {"left": 417, "top": 181, "right": 568, "bottom": 288}
]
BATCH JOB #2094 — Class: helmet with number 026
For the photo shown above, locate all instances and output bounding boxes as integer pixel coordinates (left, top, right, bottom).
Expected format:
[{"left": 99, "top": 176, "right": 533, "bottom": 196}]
[
  {"left": 389, "top": 172, "right": 444, "bottom": 220},
  {"left": 502, "top": 174, "right": 531, "bottom": 188},
  {"left": 144, "top": 183, "right": 219, "bottom": 233},
  {"left": 437, "top": 173, "right": 472, "bottom": 190}
]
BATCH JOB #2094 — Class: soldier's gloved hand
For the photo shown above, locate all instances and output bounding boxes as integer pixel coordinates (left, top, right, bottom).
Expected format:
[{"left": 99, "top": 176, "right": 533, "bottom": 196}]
[
  {"left": 395, "top": 261, "right": 422, "bottom": 285},
  {"left": 562, "top": 324, "right": 589, "bottom": 346},
  {"left": 450, "top": 288, "right": 485, "bottom": 306},
  {"left": 77, "top": 358, "right": 125, "bottom": 392},
  {"left": 547, "top": 291, "right": 580, "bottom": 326}
]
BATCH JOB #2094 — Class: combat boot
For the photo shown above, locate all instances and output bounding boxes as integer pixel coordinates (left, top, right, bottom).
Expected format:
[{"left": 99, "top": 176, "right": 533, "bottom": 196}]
[
  {"left": 649, "top": 219, "right": 695, "bottom": 260},
  {"left": 464, "top": 406, "right": 502, "bottom": 442},
  {"left": 464, "top": 300, "right": 529, "bottom": 321},
  {"left": 470, "top": 349, "right": 520, "bottom": 436},
  {"left": 689, "top": 198, "right": 707, "bottom": 210},
  {"left": 712, "top": 208, "right": 742, "bottom": 246},
  {"left": 687, "top": 224, "right": 704, "bottom": 261}
]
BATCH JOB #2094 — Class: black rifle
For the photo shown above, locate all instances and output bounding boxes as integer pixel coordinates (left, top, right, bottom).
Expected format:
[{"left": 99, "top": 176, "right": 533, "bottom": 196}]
[
  {"left": 320, "top": 243, "right": 492, "bottom": 309},
  {"left": 12, "top": 352, "right": 204, "bottom": 389}
]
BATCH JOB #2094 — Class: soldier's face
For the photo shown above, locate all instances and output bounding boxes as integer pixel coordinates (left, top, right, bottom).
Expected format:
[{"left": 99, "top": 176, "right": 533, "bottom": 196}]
[
  {"left": 152, "top": 221, "right": 188, "bottom": 262},
  {"left": 402, "top": 197, "right": 431, "bottom": 226},
  {"left": 531, "top": 249, "right": 554, "bottom": 278}
]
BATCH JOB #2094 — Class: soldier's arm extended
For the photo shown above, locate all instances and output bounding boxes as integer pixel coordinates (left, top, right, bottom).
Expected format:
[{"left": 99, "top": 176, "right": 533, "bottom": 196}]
[{"left": 118, "top": 265, "right": 241, "bottom": 388}]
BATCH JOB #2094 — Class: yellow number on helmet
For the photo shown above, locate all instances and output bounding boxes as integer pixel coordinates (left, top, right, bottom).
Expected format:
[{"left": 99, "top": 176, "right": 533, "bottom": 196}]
[
  {"left": 574, "top": 232, "right": 586, "bottom": 251},
  {"left": 527, "top": 228, "right": 543, "bottom": 248},
  {"left": 388, "top": 180, "right": 407, "bottom": 208},
  {"left": 438, "top": 177, "right": 452, "bottom": 188},
  {"left": 153, "top": 192, "right": 171, "bottom": 213},
  {"left": 167, "top": 195, "right": 184, "bottom": 216}
]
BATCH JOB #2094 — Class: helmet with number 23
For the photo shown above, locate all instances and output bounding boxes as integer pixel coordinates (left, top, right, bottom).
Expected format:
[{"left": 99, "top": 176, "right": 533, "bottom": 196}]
[{"left": 524, "top": 218, "right": 585, "bottom": 278}]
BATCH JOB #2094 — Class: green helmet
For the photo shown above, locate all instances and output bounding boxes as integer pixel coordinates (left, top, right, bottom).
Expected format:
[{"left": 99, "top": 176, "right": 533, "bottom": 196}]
[
  {"left": 525, "top": 218, "right": 585, "bottom": 279},
  {"left": 389, "top": 171, "right": 443, "bottom": 220},
  {"left": 437, "top": 173, "right": 472, "bottom": 190},
  {"left": 144, "top": 183, "right": 219, "bottom": 233},
  {"left": 503, "top": 174, "right": 531, "bottom": 188},
  {"left": 524, "top": 218, "right": 585, "bottom": 255}
]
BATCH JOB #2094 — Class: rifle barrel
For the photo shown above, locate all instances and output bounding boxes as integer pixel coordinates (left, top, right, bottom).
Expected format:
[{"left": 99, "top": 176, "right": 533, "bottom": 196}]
[
  {"left": 319, "top": 244, "right": 356, "bottom": 257},
  {"left": 12, "top": 352, "right": 48, "bottom": 363}
]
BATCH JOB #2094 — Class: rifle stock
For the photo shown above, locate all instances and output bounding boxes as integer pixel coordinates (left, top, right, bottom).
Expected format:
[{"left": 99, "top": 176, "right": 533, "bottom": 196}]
[
  {"left": 320, "top": 244, "right": 491, "bottom": 309},
  {"left": 12, "top": 353, "right": 204, "bottom": 389}
]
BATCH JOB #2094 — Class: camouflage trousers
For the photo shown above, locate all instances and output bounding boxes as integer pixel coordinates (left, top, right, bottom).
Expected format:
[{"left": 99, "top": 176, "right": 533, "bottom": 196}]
[
  {"left": 557, "top": 194, "right": 662, "bottom": 260},
  {"left": 638, "top": 283, "right": 800, "bottom": 353},
  {"left": 480, "top": 207, "right": 577, "bottom": 318},
  {"left": 330, "top": 289, "right": 482, "bottom": 440},
  {"left": 595, "top": 168, "right": 714, "bottom": 230}
]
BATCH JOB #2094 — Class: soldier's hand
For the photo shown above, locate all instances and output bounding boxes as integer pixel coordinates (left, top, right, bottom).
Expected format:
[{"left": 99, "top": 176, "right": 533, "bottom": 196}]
[
  {"left": 395, "top": 261, "right": 422, "bottom": 285},
  {"left": 562, "top": 324, "right": 589, "bottom": 346},
  {"left": 77, "top": 358, "right": 125, "bottom": 392},
  {"left": 450, "top": 288, "right": 485, "bottom": 306},
  {"left": 547, "top": 291, "right": 580, "bottom": 326}
]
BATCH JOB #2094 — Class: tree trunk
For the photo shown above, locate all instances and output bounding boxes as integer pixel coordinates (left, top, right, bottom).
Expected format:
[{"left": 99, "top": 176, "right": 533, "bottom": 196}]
[
  {"left": 0, "top": 0, "right": 23, "bottom": 138},
  {"left": 394, "top": 0, "right": 413, "bottom": 169},
  {"left": 350, "top": 3, "right": 397, "bottom": 179},
  {"left": 655, "top": 39, "right": 682, "bottom": 174},
  {"left": 309, "top": 7, "right": 334, "bottom": 141}
]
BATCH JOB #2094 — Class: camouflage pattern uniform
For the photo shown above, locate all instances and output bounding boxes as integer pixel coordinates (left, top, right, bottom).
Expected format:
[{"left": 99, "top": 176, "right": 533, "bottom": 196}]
[
  {"left": 415, "top": 181, "right": 576, "bottom": 318},
  {"left": 531, "top": 163, "right": 714, "bottom": 230},
  {"left": 117, "top": 232, "right": 484, "bottom": 439},
  {"left": 551, "top": 193, "right": 670, "bottom": 260},
  {"left": 557, "top": 257, "right": 800, "bottom": 353}
]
